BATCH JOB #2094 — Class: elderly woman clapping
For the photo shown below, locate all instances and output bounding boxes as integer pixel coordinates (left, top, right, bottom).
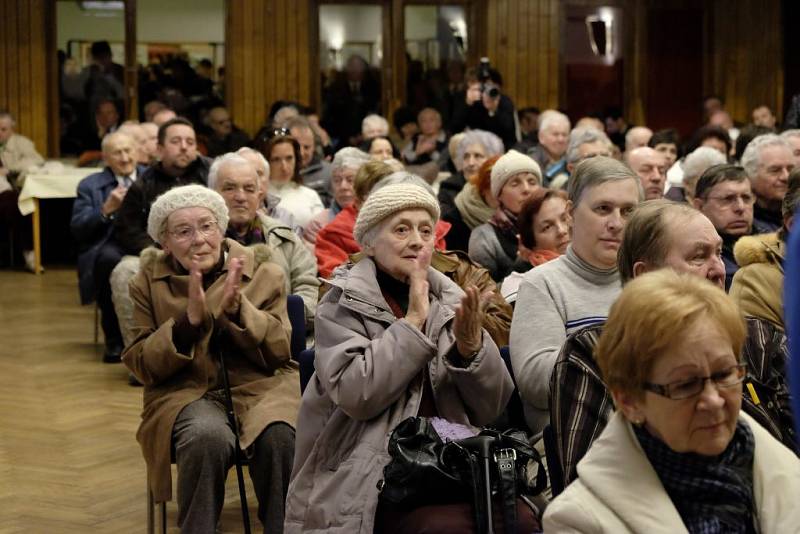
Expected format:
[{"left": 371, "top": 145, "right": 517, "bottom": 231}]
[
  {"left": 122, "top": 185, "right": 300, "bottom": 534},
  {"left": 284, "top": 183, "right": 518, "bottom": 533},
  {"left": 544, "top": 269, "right": 800, "bottom": 533}
]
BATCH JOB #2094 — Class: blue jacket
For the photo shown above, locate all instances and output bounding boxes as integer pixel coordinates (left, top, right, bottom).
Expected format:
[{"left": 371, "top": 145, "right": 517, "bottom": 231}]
[{"left": 70, "top": 165, "right": 147, "bottom": 304}]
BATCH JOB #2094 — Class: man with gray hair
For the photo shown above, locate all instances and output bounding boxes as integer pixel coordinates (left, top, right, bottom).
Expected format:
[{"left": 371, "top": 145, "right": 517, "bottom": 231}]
[
  {"left": 209, "top": 153, "right": 319, "bottom": 324},
  {"left": 526, "top": 109, "right": 571, "bottom": 187},
  {"left": 668, "top": 146, "right": 727, "bottom": 203},
  {"left": 72, "top": 131, "right": 146, "bottom": 361},
  {"left": 236, "top": 146, "right": 300, "bottom": 233},
  {"left": 741, "top": 133, "right": 795, "bottom": 230},
  {"left": 557, "top": 127, "right": 613, "bottom": 189},
  {"left": 780, "top": 129, "right": 800, "bottom": 166},
  {"left": 287, "top": 115, "right": 332, "bottom": 206}
]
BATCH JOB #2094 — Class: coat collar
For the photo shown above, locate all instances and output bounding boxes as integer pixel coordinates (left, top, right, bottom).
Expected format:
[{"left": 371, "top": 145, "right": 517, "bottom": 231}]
[
  {"left": 150, "top": 238, "right": 256, "bottom": 281},
  {"left": 576, "top": 411, "right": 689, "bottom": 533}
]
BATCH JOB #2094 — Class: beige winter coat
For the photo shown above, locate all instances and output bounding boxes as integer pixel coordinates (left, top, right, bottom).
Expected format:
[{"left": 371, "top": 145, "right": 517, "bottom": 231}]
[
  {"left": 284, "top": 258, "right": 514, "bottom": 533},
  {"left": 730, "top": 232, "right": 785, "bottom": 330},
  {"left": 122, "top": 239, "right": 301, "bottom": 502},
  {"left": 543, "top": 411, "right": 800, "bottom": 533}
]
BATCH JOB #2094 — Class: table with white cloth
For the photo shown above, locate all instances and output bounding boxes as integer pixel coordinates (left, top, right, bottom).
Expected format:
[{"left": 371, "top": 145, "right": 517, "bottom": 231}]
[{"left": 17, "top": 168, "right": 101, "bottom": 274}]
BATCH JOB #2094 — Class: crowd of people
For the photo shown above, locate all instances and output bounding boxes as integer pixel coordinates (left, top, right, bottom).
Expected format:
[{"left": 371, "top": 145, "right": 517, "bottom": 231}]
[{"left": 2, "top": 49, "right": 792, "bottom": 532}]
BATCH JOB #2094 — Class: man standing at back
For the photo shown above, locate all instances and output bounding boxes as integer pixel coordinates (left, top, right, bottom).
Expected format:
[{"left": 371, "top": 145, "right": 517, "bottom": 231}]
[{"left": 93, "top": 118, "right": 210, "bottom": 362}]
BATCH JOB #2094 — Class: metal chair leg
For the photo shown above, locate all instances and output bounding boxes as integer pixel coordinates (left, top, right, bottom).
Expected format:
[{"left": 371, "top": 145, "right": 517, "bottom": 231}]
[
  {"left": 147, "top": 477, "right": 155, "bottom": 534},
  {"left": 93, "top": 301, "right": 99, "bottom": 344}
]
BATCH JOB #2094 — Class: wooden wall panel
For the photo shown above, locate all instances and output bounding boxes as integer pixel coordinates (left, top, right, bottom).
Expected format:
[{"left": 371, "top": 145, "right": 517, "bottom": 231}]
[
  {"left": 708, "top": 0, "right": 783, "bottom": 124},
  {"left": 226, "top": 0, "right": 314, "bottom": 136},
  {"left": 485, "top": 0, "right": 560, "bottom": 111},
  {"left": 0, "top": 0, "right": 51, "bottom": 156}
]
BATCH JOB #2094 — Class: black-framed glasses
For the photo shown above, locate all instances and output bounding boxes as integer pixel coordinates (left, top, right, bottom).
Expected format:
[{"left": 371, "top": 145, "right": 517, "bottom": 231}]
[{"left": 643, "top": 364, "right": 747, "bottom": 400}]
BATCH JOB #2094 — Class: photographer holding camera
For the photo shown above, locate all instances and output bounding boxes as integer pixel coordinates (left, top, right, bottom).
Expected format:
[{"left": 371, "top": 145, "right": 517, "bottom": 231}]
[{"left": 449, "top": 58, "right": 519, "bottom": 150}]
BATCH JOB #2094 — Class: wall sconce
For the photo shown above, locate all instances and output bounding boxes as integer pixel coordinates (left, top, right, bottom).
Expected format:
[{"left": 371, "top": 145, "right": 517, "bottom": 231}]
[{"left": 585, "top": 14, "right": 614, "bottom": 57}]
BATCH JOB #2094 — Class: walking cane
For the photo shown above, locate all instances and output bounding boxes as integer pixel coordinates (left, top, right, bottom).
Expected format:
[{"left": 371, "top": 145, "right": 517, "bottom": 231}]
[{"left": 217, "top": 332, "right": 252, "bottom": 534}]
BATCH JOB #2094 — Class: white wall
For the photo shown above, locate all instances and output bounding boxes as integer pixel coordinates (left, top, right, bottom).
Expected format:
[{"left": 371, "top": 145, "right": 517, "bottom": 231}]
[{"left": 57, "top": 0, "right": 224, "bottom": 60}]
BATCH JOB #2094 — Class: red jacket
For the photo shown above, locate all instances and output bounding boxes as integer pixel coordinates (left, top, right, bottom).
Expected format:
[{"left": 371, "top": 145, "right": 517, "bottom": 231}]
[{"left": 315, "top": 205, "right": 451, "bottom": 278}]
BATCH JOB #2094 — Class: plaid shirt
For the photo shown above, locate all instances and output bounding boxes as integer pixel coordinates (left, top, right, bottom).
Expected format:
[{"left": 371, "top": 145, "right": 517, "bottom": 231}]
[{"left": 549, "top": 316, "right": 797, "bottom": 491}]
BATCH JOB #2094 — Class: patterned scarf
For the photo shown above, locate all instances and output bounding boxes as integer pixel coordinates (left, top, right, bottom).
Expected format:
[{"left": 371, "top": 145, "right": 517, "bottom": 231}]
[
  {"left": 454, "top": 183, "right": 495, "bottom": 229},
  {"left": 634, "top": 420, "right": 756, "bottom": 533},
  {"left": 225, "top": 218, "right": 265, "bottom": 246}
]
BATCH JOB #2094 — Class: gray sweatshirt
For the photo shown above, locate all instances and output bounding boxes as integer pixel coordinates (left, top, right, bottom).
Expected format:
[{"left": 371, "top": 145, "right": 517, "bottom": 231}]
[{"left": 510, "top": 246, "right": 621, "bottom": 433}]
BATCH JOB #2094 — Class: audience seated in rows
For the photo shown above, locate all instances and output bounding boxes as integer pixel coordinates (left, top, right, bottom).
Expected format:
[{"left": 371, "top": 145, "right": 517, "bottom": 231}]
[
  {"left": 544, "top": 269, "right": 800, "bottom": 532},
  {"left": 284, "top": 182, "right": 535, "bottom": 533},
  {"left": 549, "top": 200, "right": 796, "bottom": 491}
]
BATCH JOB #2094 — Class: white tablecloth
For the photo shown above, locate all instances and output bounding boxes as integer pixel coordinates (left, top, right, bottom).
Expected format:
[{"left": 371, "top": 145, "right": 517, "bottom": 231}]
[{"left": 17, "top": 168, "right": 100, "bottom": 215}]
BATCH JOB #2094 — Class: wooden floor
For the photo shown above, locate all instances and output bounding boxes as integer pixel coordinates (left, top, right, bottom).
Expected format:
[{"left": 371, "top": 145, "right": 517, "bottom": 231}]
[{"left": 0, "top": 268, "right": 257, "bottom": 533}]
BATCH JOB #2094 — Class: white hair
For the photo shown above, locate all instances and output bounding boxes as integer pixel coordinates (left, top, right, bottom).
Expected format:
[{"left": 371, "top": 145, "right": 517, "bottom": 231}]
[
  {"left": 566, "top": 127, "right": 612, "bottom": 164},
  {"left": 208, "top": 153, "right": 257, "bottom": 190},
  {"left": 101, "top": 131, "right": 134, "bottom": 153},
  {"left": 331, "top": 147, "right": 371, "bottom": 173},
  {"left": 537, "top": 109, "right": 570, "bottom": 135},
  {"left": 455, "top": 129, "right": 504, "bottom": 169},
  {"left": 624, "top": 126, "right": 653, "bottom": 152},
  {"left": 236, "top": 147, "right": 270, "bottom": 175},
  {"left": 682, "top": 146, "right": 727, "bottom": 186},
  {"left": 740, "top": 133, "right": 792, "bottom": 178},
  {"left": 361, "top": 114, "right": 389, "bottom": 138},
  {"left": 780, "top": 129, "right": 800, "bottom": 141}
]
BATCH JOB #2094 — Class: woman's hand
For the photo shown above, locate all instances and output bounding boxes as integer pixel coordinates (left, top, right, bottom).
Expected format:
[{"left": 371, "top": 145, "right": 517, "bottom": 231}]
[
  {"left": 219, "top": 257, "right": 244, "bottom": 318},
  {"left": 405, "top": 248, "right": 432, "bottom": 330},
  {"left": 453, "top": 286, "right": 488, "bottom": 360},
  {"left": 186, "top": 260, "right": 208, "bottom": 326}
]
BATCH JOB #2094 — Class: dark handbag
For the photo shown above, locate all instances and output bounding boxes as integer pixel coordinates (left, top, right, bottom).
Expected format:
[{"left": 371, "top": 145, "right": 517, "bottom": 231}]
[{"left": 378, "top": 417, "right": 547, "bottom": 534}]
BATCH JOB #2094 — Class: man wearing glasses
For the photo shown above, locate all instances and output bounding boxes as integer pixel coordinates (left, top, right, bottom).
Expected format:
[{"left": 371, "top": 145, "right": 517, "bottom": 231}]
[{"left": 692, "top": 164, "right": 771, "bottom": 290}]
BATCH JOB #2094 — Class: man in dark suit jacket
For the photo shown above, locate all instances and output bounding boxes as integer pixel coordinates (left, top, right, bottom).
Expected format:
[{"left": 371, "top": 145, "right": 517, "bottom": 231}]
[{"left": 71, "top": 132, "right": 146, "bottom": 358}]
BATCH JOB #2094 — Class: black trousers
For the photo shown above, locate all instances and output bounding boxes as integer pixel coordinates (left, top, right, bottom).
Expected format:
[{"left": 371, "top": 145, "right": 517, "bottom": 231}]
[{"left": 93, "top": 239, "right": 125, "bottom": 349}]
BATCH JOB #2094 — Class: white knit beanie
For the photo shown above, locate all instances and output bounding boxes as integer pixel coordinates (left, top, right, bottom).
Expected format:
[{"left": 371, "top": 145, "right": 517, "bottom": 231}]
[
  {"left": 147, "top": 184, "right": 229, "bottom": 243},
  {"left": 353, "top": 183, "right": 440, "bottom": 246},
  {"left": 490, "top": 149, "right": 542, "bottom": 199}
]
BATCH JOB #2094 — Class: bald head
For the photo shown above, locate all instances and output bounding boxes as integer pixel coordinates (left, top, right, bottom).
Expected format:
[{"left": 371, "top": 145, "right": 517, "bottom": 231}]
[
  {"left": 627, "top": 147, "right": 666, "bottom": 200},
  {"left": 625, "top": 126, "right": 653, "bottom": 152},
  {"left": 152, "top": 108, "right": 177, "bottom": 127},
  {"left": 207, "top": 107, "right": 233, "bottom": 137},
  {"left": 117, "top": 123, "right": 149, "bottom": 164}
]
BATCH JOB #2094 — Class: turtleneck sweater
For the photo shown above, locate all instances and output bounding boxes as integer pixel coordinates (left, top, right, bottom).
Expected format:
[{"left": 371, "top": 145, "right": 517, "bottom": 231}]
[{"left": 509, "top": 245, "right": 621, "bottom": 433}]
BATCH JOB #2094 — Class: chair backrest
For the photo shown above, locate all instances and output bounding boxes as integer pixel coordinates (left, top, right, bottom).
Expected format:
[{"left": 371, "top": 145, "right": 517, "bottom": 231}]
[
  {"left": 298, "top": 348, "right": 315, "bottom": 394},
  {"left": 286, "top": 295, "right": 306, "bottom": 361}
]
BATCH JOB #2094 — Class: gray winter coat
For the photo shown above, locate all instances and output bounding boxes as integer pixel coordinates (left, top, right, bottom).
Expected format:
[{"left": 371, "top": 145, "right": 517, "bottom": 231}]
[{"left": 284, "top": 257, "right": 514, "bottom": 533}]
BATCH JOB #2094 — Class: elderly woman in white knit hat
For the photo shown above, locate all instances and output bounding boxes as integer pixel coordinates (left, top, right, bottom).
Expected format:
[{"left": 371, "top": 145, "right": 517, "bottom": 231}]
[
  {"left": 122, "top": 184, "right": 300, "bottom": 534},
  {"left": 468, "top": 149, "right": 542, "bottom": 281},
  {"left": 284, "top": 182, "right": 525, "bottom": 533}
]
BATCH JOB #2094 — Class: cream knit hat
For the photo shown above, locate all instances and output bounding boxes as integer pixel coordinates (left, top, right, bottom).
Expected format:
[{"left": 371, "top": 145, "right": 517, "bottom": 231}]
[
  {"left": 147, "top": 184, "right": 229, "bottom": 243},
  {"left": 353, "top": 182, "right": 440, "bottom": 246},
  {"left": 490, "top": 149, "right": 542, "bottom": 199}
]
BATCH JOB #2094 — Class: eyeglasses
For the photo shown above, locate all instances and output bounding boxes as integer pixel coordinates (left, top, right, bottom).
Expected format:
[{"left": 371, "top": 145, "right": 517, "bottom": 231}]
[
  {"left": 705, "top": 193, "right": 756, "bottom": 209},
  {"left": 168, "top": 220, "right": 220, "bottom": 242},
  {"left": 644, "top": 364, "right": 746, "bottom": 400}
]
